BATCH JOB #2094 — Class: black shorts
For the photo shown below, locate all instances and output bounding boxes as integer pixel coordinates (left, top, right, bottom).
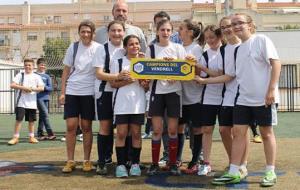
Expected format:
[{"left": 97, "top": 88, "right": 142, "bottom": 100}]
[
  {"left": 200, "top": 104, "right": 220, "bottom": 126},
  {"left": 218, "top": 106, "right": 233, "bottom": 127},
  {"left": 64, "top": 95, "right": 95, "bottom": 120},
  {"left": 233, "top": 105, "right": 273, "bottom": 126},
  {"left": 115, "top": 114, "right": 145, "bottom": 125},
  {"left": 15, "top": 107, "right": 36, "bottom": 122},
  {"left": 96, "top": 92, "right": 113, "bottom": 121},
  {"left": 148, "top": 92, "right": 181, "bottom": 118},
  {"left": 179, "top": 103, "right": 202, "bottom": 127}
]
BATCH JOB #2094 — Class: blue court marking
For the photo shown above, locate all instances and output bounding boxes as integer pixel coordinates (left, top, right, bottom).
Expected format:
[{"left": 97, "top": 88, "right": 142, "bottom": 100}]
[{"left": 0, "top": 160, "right": 55, "bottom": 177}]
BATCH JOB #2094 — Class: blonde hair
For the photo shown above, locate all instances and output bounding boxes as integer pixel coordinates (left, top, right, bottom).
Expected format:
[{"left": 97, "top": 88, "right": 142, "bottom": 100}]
[{"left": 233, "top": 13, "right": 256, "bottom": 34}]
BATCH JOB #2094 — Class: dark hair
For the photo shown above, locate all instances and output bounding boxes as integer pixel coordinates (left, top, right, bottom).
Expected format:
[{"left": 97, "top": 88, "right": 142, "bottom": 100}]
[
  {"left": 155, "top": 19, "right": 173, "bottom": 43},
  {"left": 183, "top": 19, "right": 205, "bottom": 46},
  {"left": 153, "top": 11, "right": 170, "bottom": 22},
  {"left": 204, "top": 25, "right": 222, "bottom": 38},
  {"left": 107, "top": 20, "right": 125, "bottom": 32},
  {"left": 23, "top": 58, "right": 34, "bottom": 64},
  {"left": 78, "top": 20, "right": 96, "bottom": 34},
  {"left": 37, "top": 57, "right": 46, "bottom": 65},
  {"left": 123, "top": 34, "right": 140, "bottom": 47}
]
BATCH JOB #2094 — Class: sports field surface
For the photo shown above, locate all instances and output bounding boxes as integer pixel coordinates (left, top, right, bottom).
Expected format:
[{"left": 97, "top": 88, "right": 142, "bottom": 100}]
[{"left": 0, "top": 113, "right": 300, "bottom": 190}]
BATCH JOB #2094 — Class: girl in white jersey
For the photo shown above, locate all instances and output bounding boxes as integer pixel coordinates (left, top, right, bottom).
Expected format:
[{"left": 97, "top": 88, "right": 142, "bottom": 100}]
[
  {"left": 146, "top": 19, "right": 188, "bottom": 176},
  {"left": 177, "top": 19, "right": 204, "bottom": 174},
  {"left": 92, "top": 20, "right": 130, "bottom": 175},
  {"left": 196, "top": 14, "right": 281, "bottom": 187},
  {"left": 196, "top": 25, "right": 224, "bottom": 176},
  {"left": 110, "top": 35, "right": 146, "bottom": 178},
  {"left": 60, "top": 20, "right": 100, "bottom": 173},
  {"left": 195, "top": 16, "right": 249, "bottom": 179}
]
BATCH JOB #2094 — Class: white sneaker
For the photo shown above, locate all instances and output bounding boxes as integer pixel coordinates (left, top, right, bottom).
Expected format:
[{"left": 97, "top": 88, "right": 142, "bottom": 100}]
[
  {"left": 142, "top": 133, "right": 152, "bottom": 139},
  {"left": 77, "top": 134, "right": 83, "bottom": 142},
  {"left": 60, "top": 137, "right": 66, "bottom": 142},
  {"left": 239, "top": 167, "right": 248, "bottom": 180},
  {"left": 158, "top": 159, "right": 167, "bottom": 167},
  {"left": 197, "top": 164, "right": 211, "bottom": 176}
]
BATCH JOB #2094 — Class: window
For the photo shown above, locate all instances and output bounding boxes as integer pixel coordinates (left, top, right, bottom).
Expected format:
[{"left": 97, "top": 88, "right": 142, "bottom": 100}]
[
  {"left": 53, "top": 16, "right": 61, "bottom": 23},
  {"left": 83, "top": 14, "right": 91, "bottom": 20},
  {"left": 45, "top": 32, "right": 54, "bottom": 39},
  {"left": 0, "top": 18, "right": 5, "bottom": 24},
  {"left": 61, "top": 32, "right": 69, "bottom": 40},
  {"left": 279, "top": 65, "right": 298, "bottom": 88},
  {"left": 0, "top": 34, "right": 9, "bottom": 46},
  {"left": 33, "top": 17, "right": 44, "bottom": 24},
  {"left": 8, "top": 17, "right": 16, "bottom": 24},
  {"left": 104, "top": 15, "right": 110, "bottom": 21},
  {"left": 27, "top": 32, "right": 38, "bottom": 41},
  {"left": 74, "top": 13, "right": 79, "bottom": 20}
]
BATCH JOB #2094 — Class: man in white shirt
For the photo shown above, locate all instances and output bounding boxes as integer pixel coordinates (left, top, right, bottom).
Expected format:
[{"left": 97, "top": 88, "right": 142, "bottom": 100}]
[{"left": 95, "top": 1, "right": 147, "bottom": 52}]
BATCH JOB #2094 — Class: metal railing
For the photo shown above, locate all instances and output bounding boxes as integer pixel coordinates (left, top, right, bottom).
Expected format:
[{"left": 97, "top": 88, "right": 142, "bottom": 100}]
[{"left": 0, "top": 64, "right": 299, "bottom": 114}]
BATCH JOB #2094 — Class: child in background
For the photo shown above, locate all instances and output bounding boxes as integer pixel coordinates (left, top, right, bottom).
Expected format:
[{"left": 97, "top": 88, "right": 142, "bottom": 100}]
[{"left": 8, "top": 58, "right": 44, "bottom": 145}]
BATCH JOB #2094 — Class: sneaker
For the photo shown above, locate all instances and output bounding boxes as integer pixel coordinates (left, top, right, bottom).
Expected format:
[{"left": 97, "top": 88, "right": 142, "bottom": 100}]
[
  {"left": 239, "top": 167, "right": 248, "bottom": 180},
  {"left": 62, "top": 160, "right": 76, "bottom": 173},
  {"left": 158, "top": 156, "right": 168, "bottom": 167},
  {"left": 37, "top": 135, "right": 47, "bottom": 141},
  {"left": 197, "top": 164, "right": 211, "bottom": 176},
  {"left": 142, "top": 133, "right": 151, "bottom": 139},
  {"left": 260, "top": 171, "right": 277, "bottom": 187},
  {"left": 96, "top": 164, "right": 108, "bottom": 175},
  {"left": 129, "top": 164, "right": 141, "bottom": 176},
  {"left": 116, "top": 165, "right": 128, "bottom": 178},
  {"left": 48, "top": 135, "right": 56, "bottom": 140},
  {"left": 60, "top": 137, "right": 66, "bottom": 142},
  {"left": 82, "top": 160, "right": 93, "bottom": 172},
  {"left": 105, "top": 157, "right": 113, "bottom": 165},
  {"left": 147, "top": 164, "right": 160, "bottom": 176},
  {"left": 169, "top": 164, "right": 181, "bottom": 176},
  {"left": 29, "top": 137, "right": 39, "bottom": 144},
  {"left": 212, "top": 173, "right": 241, "bottom": 185},
  {"left": 8, "top": 137, "right": 19, "bottom": 145},
  {"left": 77, "top": 134, "right": 83, "bottom": 142},
  {"left": 253, "top": 135, "right": 262, "bottom": 143},
  {"left": 125, "top": 161, "right": 132, "bottom": 170},
  {"left": 184, "top": 162, "right": 198, "bottom": 174},
  {"left": 176, "top": 160, "right": 183, "bottom": 167}
]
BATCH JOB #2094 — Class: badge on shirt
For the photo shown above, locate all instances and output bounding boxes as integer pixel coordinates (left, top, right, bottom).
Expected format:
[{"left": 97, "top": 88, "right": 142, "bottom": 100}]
[{"left": 130, "top": 58, "right": 195, "bottom": 80}]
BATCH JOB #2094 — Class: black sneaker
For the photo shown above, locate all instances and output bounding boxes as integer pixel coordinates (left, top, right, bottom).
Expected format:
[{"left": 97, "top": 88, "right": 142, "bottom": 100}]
[
  {"left": 169, "top": 164, "right": 181, "bottom": 176},
  {"left": 96, "top": 164, "right": 108, "bottom": 175},
  {"left": 147, "top": 164, "right": 160, "bottom": 176},
  {"left": 105, "top": 157, "right": 113, "bottom": 165}
]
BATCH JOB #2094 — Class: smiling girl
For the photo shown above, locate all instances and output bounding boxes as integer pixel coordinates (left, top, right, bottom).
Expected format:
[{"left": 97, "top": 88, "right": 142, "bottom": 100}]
[{"left": 110, "top": 35, "right": 146, "bottom": 178}]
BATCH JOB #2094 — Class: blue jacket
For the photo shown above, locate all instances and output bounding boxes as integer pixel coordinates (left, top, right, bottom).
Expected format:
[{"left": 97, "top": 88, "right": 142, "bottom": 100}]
[{"left": 36, "top": 72, "right": 53, "bottom": 100}]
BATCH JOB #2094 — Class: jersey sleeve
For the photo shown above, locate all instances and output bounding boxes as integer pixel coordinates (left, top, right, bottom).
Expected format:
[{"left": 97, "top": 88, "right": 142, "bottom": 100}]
[
  {"left": 12, "top": 73, "right": 22, "bottom": 84},
  {"left": 198, "top": 55, "right": 208, "bottom": 78},
  {"left": 176, "top": 44, "right": 187, "bottom": 59},
  {"left": 263, "top": 35, "right": 279, "bottom": 62},
  {"left": 36, "top": 74, "right": 45, "bottom": 87},
  {"left": 63, "top": 44, "right": 74, "bottom": 67},
  {"left": 92, "top": 45, "right": 105, "bottom": 68}
]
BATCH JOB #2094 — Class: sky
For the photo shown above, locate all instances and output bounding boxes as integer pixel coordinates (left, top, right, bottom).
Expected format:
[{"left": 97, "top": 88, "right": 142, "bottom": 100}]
[{"left": 0, "top": 0, "right": 294, "bottom": 5}]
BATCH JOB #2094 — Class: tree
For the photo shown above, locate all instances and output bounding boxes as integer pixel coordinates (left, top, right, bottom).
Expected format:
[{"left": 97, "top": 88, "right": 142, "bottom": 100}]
[{"left": 42, "top": 38, "right": 71, "bottom": 77}]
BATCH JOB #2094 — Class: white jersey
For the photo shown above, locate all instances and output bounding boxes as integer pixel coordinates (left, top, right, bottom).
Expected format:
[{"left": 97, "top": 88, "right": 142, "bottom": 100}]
[
  {"left": 227, "top": 34, "right": 279, "bottom": 106},
  {"left": 218, "top": 43, "right": 240, "bottom": 107},
  {"left": 181, "top": 42, "right": 204, "bottom": 105},
  {"left": 111, "top": 57, "right": 146, "bottom": 115},
  {"left": 63, "top": 41, "right": 100, "bottom": 96},
  {"left": 13, "top": 72, "right": 44, "bottom": 109},
  {"left": 199, "top": 48, "right": 223, "bottom": 105},
  {"left": 145, "top": 42, "right": 187, "bottom": 94},
  {"left": 92, "top": 41, "right": 123, "bottom": 99}
]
